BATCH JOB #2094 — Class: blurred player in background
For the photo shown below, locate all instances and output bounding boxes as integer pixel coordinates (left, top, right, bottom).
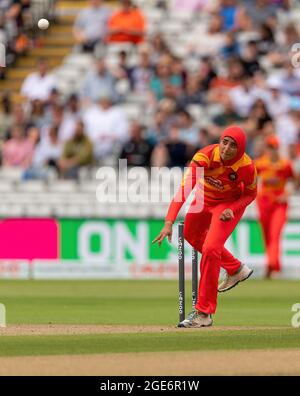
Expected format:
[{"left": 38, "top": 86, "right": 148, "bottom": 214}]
[
  {"left": 255, "top": 135, "right": 300, "bottom": 279},
  {"left": 153, "top": 126, "right": 257, "bottom": 328}
]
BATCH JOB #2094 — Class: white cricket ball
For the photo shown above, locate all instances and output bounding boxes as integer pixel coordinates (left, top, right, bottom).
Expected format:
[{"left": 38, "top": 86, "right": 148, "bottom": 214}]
[{"left": 38, "top": 18, "right": 50, "bottom": 30}]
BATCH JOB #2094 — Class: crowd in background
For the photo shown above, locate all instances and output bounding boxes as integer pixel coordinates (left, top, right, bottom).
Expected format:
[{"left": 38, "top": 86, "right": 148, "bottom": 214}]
[
  {"left": 1, "top": 0, "right": 300, "bottom": 180},
  {"left": 0, "top": 0, "right": 37, "bottom": 75}
]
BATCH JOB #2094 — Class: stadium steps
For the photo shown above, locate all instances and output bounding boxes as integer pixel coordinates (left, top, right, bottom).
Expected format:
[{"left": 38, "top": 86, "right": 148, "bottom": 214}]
[
  {"left": 42, "top": 35, "right": 76, "bottom": 47},
  {"left": 15, "top": 57, "right": 62, "bottom": 68},
  {"left": 9, "top": 93, "right": 27, "bottom": 104},
  {"left": 6, "top": 68, "right": 36, "bottom": 79},
  {"left": 56, "top": 0, "right": 117, "bottom": 14},
  {"left": 0, "top": 81, "right": 23, "bottom": 91},
  {"left": 29, "top": 46, "right": 71, "bottom": 58},
  {"left": 58, "top": 0, "right": 89, "bottom": 7}
]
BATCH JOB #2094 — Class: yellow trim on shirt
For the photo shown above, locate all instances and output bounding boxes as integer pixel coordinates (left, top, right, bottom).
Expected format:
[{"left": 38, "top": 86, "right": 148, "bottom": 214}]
[{"left": 192, "top": 152, "right": 210, "bottom": 166}]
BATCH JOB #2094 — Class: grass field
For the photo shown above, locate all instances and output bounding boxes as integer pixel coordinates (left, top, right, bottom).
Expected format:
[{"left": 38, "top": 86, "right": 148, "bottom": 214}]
[{"left": 0, "top": 279, "right": 299, "bottom": 375}]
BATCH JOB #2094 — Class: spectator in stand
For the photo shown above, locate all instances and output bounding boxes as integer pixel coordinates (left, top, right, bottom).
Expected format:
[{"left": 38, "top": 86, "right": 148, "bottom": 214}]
[
  {"left": 208, "top": 57, "right": 245, "bottom": 104},
  {"left": 187, "top": 13, "right": 225, "bottom": 57},
  {"left": 200, "top": 127, "right": 216, "bottom": 147},
  {"left": 26, "top": 125, "right": 40, "bottom": 148},
  {"left": 177, "top": 74, "right": 205, "bottom": 107},
  {"left": 21, "top": 58, "right": 57, "bottom": 102},
  {"left": 165, "top": 125, "right": 189, "bottom": 168},
  {"left": 148, "top": 32, "right": 171, "bottom": 64},
  {"left": 218, "top": 0, "right": 240, "bottom": 31},
  {"left": 6, "top": 0, "right": 31, "bottom": 29},
  {"left": 106, "top": 0, "right": 146, "bottom": 45},
  {"left": 171, "top": 56, "right": 187, "bottom": 90},
  {"left": 263, "top": 76, "right": 290, "bottom": 120},
  {"left": 46, "top": 88, "right": 61, "bottom": 111},
  {"left": 145, "top": 109, "right": 171, "bottom": 146},
  {"left": 0, "top": 93, "right": 13, "bottom": 140},
  {"left": 176, "top": 109, "right": 199, "bottom": 156},
  {"left": 248, "top": 99, "right": 272, "bottom": 132},
  {"left": 270, "top": 0, "right": 290, "bottom": 11},
  {"left": 149, "top": 55, "right": 182, "bottom": 102},
  {"left": 80, "top": 57, "right": 118, "bottom": 105},
  {"left": 58, "top": 94, "right": 81, "bottom": 142},
  {"left": 150, "top": 123, "right": 190, "bottom": 168},
  {"left": 130, "top": 48, "right": 153, "bottom": 93},
  {"left": 228, "top": 74, "right": 260, "bottom": 118},
  {"left": 0, "top": 12, "right": 9, "bottom": 73},
  {"left": 119, "top": 121, "right": 153, "bottom": 167},
  {"left": 275, "top": 61, "right": 300, "bottom": 97},
  {"left": 1, "top": 0, "right": 32, "bottom": 66},
  {"left": 239, "top": 41, "right": 261, "bottom": 77},
  {"left": 5, "top": 0, "right": 31, "bottom": 56},
  {"left": 73, "top": 0, "right": 111, "bottom": 52},
  {"left": 111, "top": 50, "right": 133, "bottom": 85},
  {"left": 9, "top": 103, "right": 29, "bottom": 133},
  {"left": 243, "top": 0, "right": 277, "bottom": 28},
  {"left": 275, "top": 97, "right": 300, "bottom": 150},
  {"left": 278, "top": 23, "right": 300, "bottom": 49},
  {"left": 150, "top": 140, "right": 169, "bottom": 167},
  {"left": 1, "top": 124, "right": 34, "bottom": 168},
  {"left": 219, "top": 32, "right": 240, "bottom": 60},
  {"left": 41, "top": 88, "right": 62, "bottom": 125},
  {"left": 212, "top": 96, "right": 243, "bottom": 127},
  {"left": 58, "top": 120, "right": 94, "bottom": 179},
  {"left": 29, "top": 99, "right": 45, "bottom": 129},
  {"left": 170, "top": 0, "right": 210, "bottom": 12},
  {"left": 82, "top": 91, "right": 129, "bottom": 162},
  {"left": 24, "top": 124, "right": 63, "bottom": 179},
  {"left": 40, "top": 103, "right": 64, "bottom": 139},
  {"left": 0, "top": 1, "right": 12, "bottom": 12},
  {"left": 268, "top": 23, "right": 299, "bottom": 67},
  {"left": 257, "top": 23, "right": 276, "bottom": 56},
  {"left": 198, "top": 56, "right": 217, "bottom": 92},
  {"left": 157, "top": 98, "right": 177, "bottom": 132}
]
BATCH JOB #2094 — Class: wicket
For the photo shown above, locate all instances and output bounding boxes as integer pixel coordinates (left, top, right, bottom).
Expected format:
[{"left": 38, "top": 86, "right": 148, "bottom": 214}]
[{"left": 178, "top": 222, "right": 198, "bottom": 326}]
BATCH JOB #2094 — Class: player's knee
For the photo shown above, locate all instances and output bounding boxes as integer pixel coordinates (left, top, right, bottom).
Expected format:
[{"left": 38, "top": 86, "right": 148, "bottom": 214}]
[
  {"left": 184, "top": 229, "right": 202, "bottom": 252},
  {"left": 202, "top": 243, "right": 221, "bottom": 258}
]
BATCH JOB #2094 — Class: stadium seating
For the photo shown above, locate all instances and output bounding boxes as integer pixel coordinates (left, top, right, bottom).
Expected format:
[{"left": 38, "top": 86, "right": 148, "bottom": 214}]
[{"left": 1, "top": 0, "right": 300, "bottom": 221}]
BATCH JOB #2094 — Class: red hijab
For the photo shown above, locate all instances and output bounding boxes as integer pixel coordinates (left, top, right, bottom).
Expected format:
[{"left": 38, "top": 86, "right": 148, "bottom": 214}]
[{"left": 220, "top": 125, "right": 247, "bottom": 166}]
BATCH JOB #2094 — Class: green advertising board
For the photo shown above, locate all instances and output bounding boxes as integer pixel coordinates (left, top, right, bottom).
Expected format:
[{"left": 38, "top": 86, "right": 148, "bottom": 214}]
[
  {"left": 1, "top": 218, "right": 300, "bottom": 279},
  {"left": 59, "top": 218, "right": 300, "bottom": 261}
]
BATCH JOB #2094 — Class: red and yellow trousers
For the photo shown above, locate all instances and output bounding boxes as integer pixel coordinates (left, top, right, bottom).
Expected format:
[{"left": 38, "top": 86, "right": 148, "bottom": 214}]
[
  {"left": 183, "top": 200, "right": 244, "bottom": 314},
  {"left": 256, "top": 196, "right": 287, "bottom": 272}
]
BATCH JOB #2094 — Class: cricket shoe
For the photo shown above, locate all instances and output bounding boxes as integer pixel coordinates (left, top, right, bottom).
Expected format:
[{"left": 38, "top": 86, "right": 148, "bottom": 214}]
[
  {"left": 178, "top": 310, "right": 213, "bottom": 328},
  {"left": 218, "top": 264, "right": 253, "bottom": 293}
]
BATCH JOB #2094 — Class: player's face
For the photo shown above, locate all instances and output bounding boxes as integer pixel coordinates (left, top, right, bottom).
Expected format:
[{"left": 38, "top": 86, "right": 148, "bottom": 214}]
[
  {"left": 266, "top": 145, "right": 280, "bottom": 160},
  {"left": 220, "top": 137, "right": 238, "bottom": 161}
]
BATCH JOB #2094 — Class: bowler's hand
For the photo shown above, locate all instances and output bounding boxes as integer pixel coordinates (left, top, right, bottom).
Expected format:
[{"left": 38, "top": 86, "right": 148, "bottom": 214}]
[
  {"left": 152, "top": 221, "right": 173, "bottom": 247},
  {"left": 220, "top": 208, "right": 234, "bottom": 221}
]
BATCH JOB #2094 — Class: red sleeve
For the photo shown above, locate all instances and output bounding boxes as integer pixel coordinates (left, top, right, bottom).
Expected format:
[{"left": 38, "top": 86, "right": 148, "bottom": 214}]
[
  {"left": 165, "top": 160, "right": 207, "bottom": 223},
  {"left": 229, "top": 164, "right": 257, "bottom": 214}
]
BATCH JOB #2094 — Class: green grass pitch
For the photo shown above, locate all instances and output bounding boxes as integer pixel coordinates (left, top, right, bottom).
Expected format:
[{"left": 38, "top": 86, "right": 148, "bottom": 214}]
[{"left": 0, "top": 279, "right": 299, "bottom": 357}]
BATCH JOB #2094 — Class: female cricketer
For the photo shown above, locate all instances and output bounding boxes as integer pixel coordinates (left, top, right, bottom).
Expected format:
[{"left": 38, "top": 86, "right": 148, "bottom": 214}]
[
  {"left": 255, "top": 135, "right": 299, "bottom": 279},
  {"left": 152, "top": 125, "right": 257, "bottom": 327}
]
